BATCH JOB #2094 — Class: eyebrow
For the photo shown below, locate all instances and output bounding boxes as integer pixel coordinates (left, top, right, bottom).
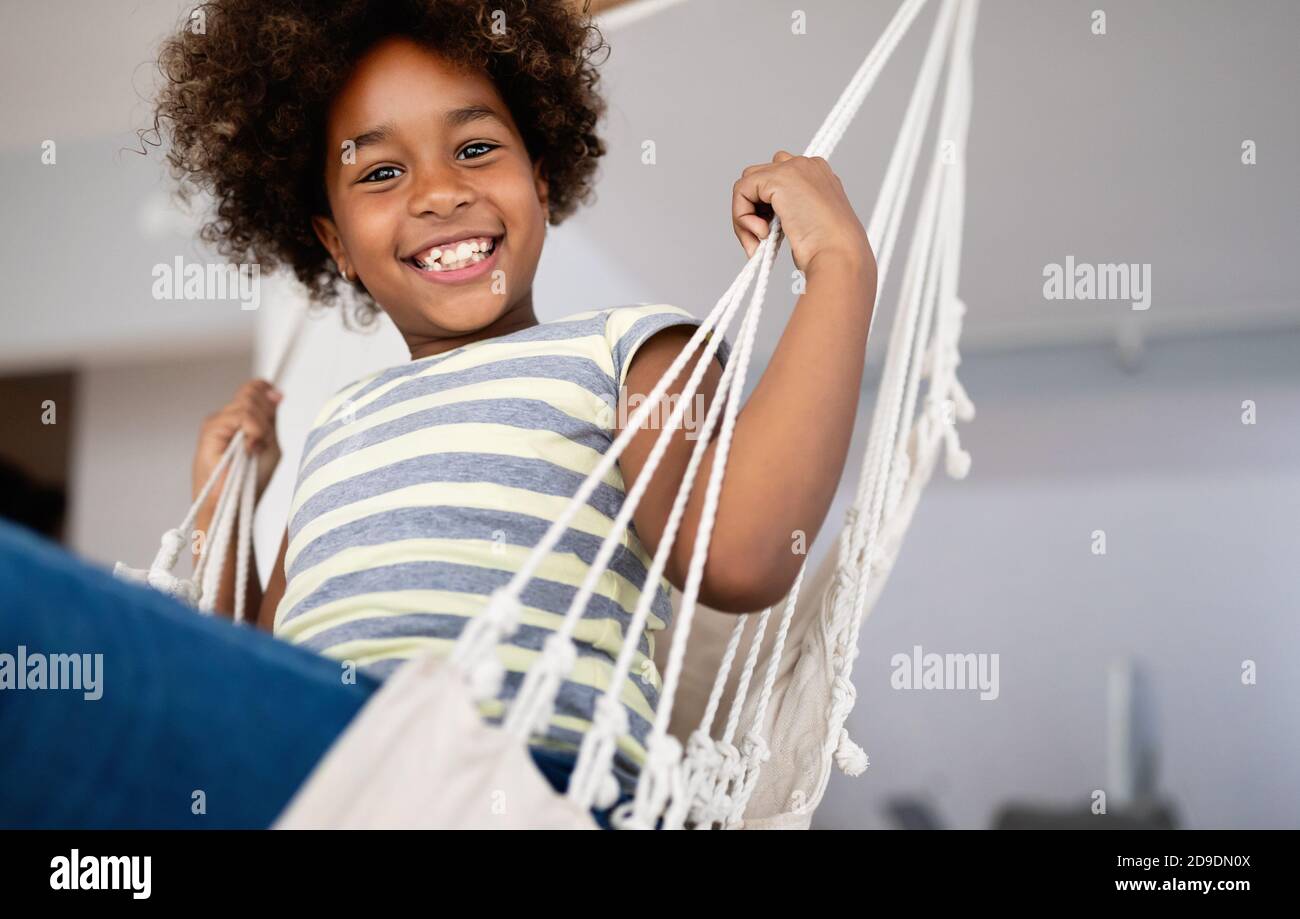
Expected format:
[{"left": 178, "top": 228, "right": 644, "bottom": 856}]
[
  {"left": 351, "top": 105, "right": 507, "bottom": 152},
  {"left": 352, "top": 121, "right": 396, "bottom": 151},
  {"left": 445, "top": 104, "right": 505, "bottom": 130}
]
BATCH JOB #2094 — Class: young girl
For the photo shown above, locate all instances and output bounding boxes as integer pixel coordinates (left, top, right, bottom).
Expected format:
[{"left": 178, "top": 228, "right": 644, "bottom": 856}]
[{"left": 0, "top": 0, "right": 874, "bottom": 830}]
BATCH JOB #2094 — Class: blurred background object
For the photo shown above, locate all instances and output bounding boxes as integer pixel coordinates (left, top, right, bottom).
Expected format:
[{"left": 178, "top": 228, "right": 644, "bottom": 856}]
[
  {"left": 0, "top": 372, "right": 72, "bottom": 541},
  {"left": 1, "top": 0, "right": 1296, "bottom": 828}
]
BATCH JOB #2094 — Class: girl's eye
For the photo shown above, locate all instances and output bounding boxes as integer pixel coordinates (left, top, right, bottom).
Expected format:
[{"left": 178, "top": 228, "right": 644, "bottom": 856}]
[
  {"left": 361, "top": 165, "right": 402, "bottom": 183},
  {"left": 457, "top": 142, "right": 499, "bottom": 160}
]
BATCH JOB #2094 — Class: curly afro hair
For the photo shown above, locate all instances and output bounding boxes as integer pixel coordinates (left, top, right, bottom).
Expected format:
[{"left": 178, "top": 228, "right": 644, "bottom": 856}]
[{"left": 146, "top": 0, "right": 609, "bottom": 323}]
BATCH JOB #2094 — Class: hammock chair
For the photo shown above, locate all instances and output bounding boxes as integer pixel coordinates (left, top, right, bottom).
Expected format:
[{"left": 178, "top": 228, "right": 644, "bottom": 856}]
[{"left": 116, "top": 0, "right": 979, "bottom": 829}]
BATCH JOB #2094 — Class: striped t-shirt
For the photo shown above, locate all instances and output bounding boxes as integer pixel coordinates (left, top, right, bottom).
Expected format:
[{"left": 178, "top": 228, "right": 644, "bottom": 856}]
[{"left": 273, "top": 304, "right": 731, "bottom": 789}]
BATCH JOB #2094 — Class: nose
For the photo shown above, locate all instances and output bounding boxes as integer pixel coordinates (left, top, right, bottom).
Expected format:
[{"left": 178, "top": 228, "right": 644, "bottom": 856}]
[{"left": 406, "top": 159, "right": 476, "bottom": 219}]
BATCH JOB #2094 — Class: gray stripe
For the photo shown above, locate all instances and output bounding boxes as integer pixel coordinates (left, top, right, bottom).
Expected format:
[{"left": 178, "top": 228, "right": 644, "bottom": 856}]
[
  {"left": 301, "top": 616, "right": 659, "bottom": 710},
  {"left": 500, "top": 665, "right": 655, "bottom": 749},
  {"left": 299, "top": 398, "right": 611, "bottom": 485},
  {"left": 343, "top": 314, "right": 610, "bottom": 408},
  {"left": 281, "top": 559, "right": 657, "bottom": 642},
  {"left": 610, "top": 311, "right": 733, "bottom": 387},
  {"left": 305, "top": 338, "right": 615, "bottom": 458},
  {"left": 286, "top": 505, "right": 672, "bottom": 622},
  {"left": 288, "top": 452, "right": 627, "bottom": 541}
]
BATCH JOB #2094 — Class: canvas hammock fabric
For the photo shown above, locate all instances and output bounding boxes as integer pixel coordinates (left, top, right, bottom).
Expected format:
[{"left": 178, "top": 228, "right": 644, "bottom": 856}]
[{"left": 116, "top": 0, "right": 979, "bottom": 829}]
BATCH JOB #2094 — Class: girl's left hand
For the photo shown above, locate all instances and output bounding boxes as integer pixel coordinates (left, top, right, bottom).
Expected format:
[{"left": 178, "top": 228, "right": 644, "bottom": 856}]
[{"left": 731, "top": 150, "right": 874, "bottom": 278}]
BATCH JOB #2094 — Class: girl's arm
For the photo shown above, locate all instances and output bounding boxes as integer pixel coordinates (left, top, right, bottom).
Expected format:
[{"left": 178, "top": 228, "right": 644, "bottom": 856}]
[
  {"left": 256, "top": 530, "right": 290, "bottom": 633},
  {"left": 618, "top": 151, "right": 875, "bottom": 613}
]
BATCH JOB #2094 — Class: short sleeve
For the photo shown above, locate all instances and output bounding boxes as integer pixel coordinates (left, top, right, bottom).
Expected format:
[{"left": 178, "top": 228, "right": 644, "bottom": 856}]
[
  {"left": 603, "top": 304, "right": 733, "bottom": 390},
  {"left": 316, "top": 373, "right": 374, "bottom": 428}
]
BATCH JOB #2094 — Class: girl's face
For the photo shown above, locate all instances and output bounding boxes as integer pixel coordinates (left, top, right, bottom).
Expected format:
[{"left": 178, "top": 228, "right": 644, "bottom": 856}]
[{"left": 313, "top": 36, "right": 549, "bottom": 355}]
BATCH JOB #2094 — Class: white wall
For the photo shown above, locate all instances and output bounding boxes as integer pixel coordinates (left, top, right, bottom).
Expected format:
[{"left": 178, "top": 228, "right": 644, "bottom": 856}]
[
  {"left": 815, "top": 328, "right": 1300, "bottom": 829},
  {"left": 0, "top": 136, "right": 252, "bottom": 375},
  {"left": 69, "top": 354, "right": 251, "bottom": 571}
]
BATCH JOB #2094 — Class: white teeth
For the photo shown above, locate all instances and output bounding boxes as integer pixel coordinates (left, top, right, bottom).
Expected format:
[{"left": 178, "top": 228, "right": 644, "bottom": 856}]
[{"left": 415, "top": 236, "right": 495, "bottom": 270}]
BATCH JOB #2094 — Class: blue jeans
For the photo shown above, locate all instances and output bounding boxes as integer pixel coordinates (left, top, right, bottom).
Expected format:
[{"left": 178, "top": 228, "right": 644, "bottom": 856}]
[{"left": 0, "top": 520, "right": 625, "bottom": 829}]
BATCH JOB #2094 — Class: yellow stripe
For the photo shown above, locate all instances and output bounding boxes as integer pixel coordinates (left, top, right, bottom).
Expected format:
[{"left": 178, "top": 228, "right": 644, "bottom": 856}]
[
  {"left": 538, "top": 714, "right": 649, "bottom": 770},
  {"left": 300, "top": 375, "right": 611, "bottom": 471},
  {"left": 311, "top": 635, "right": 659, "bottom": 730},
  {"left": 325, "top": 315, "right": 618, "bottom": 422},
  {"left": 309, "top": 376, "right": 374, "bottom": 430},
  {"left": 275, "top": 586, "right": 667, "bottom": 681},
  {"left": 308, "top": 305, "right": 680, "bottom": 433},
  {"left": 602, "top": 303, "right": 692, "bottom": 343},
  {"left": 280, "top": 537, "right": 648, "bottom": 636},
  {"left": 284, "top": 480, "right": 652, "bottom": 575},
  {"left": 292, "top": 421, "right": 624, "bottom": 511}
]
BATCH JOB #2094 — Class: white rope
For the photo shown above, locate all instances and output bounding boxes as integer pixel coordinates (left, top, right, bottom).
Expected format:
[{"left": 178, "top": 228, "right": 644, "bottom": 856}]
[
  {"left": 564, "top": 281, "right": 764, "bottom": 809},
  {"left": 452, "top": 0, "right": 981, "bottom": 829},
  {"left": 685, "top": 609, "right": 763, "bottom": 828},
  {"left": 590, "top": 0, "right": 956, "bottom": 827},
  {"left": 679, "top": 0, "right": 965, "bottom": 827},
  {"left": 571, "top": 281, "right": 767, "bottom": 815},
  {"left": 448, "top": 260, "right": 761, "bottom": 693},
  {"left": 115, "top": 303, "right": 307, "bottom": 613},
  {"left": 601, "top": 0, "right": 961, "bottom": 827},
  {"left": 804, "top": 0, "right": 979, "bottom": 816},
  {"left": 188, "top": 434, "right": 243, "bottom": 585},
  {"left": 649, "top": 0, "right": 968, "bottom": 827},
  {"left": 458, "top": 0, "right": 939, "bottom": 692},
  {"left": 805, "top": 0, "right": 931, "bottom": 161},
  {"left": 843, "top": 0, "right": 970, "bottom": 574},
  {"left": 849, "top": 0, "right": 977, "bottom": 681},
  {"left": 678, "top": 610, "right": 753, "bottom": 827},
  {"left": 696, "top": 616, "right": 752, "bottom": 754},
  {"left": 457, "top": 271, "right": 753, "bottom": 705},
  {"left": 625, "top": 209, "right": 785, "bottom": 828},
  {"left": 199, "top": 447, "right": 247, "bottom": 613},
  {"left": 113, "top": 432, "right": 244, "bottom": 603}
]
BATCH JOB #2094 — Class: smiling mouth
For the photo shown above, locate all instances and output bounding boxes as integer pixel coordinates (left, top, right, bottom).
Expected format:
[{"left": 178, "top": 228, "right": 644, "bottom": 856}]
[{"left": 404, "top": 235, "right": 501, "bottom": 273}]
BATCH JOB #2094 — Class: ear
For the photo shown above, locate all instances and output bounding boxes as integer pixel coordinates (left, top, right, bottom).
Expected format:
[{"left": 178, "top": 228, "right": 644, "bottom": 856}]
[
  {"left": 532, "top": 158, "right": 550, "bottom": 215},
  {"left": 311, "top": 214, "right": 353, "bottom": 279}
]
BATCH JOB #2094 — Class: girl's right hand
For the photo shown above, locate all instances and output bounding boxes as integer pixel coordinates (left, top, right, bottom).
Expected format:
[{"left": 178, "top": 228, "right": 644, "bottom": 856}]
[{"left": 192, "top": 379, "right": 283, "bottom": 504}]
